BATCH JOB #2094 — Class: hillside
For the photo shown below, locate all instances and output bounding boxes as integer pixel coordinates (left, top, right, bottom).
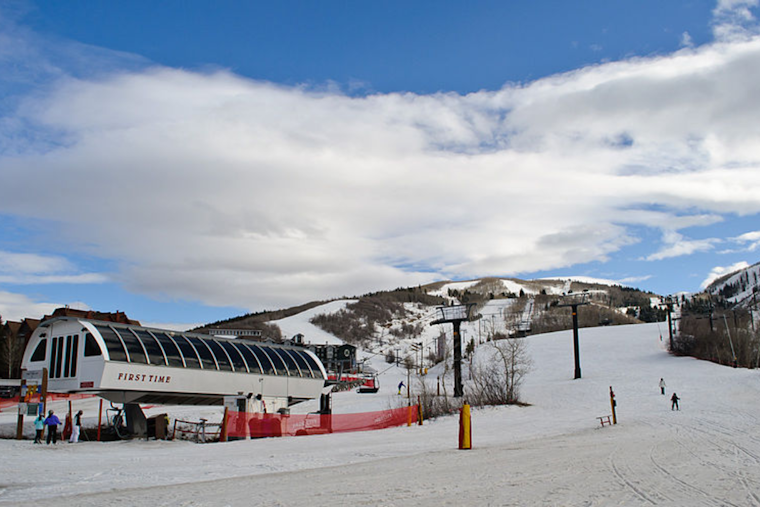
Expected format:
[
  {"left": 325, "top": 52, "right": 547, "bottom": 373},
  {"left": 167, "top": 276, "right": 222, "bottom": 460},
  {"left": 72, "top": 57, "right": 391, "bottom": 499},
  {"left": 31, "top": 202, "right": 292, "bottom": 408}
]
[
  {"left": 705, "top": 260, "right": 760, "bottom": 308},
  {"left": 3, "top": 323, "right": 760, "bottom": 505},
  {"left": 673, "top": 261, "right": 760, "bottom": 367},
  {"left": 203, "top": 277, "right": 665, "bottom": 350},
  {"left": 196, "top": 277, "right": 667, "bottom": 379}
]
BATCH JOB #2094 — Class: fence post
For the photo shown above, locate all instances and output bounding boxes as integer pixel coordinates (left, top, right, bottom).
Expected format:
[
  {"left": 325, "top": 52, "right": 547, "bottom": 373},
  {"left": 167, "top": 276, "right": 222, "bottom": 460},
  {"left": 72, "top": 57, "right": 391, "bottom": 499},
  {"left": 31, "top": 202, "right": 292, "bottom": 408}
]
[
  {"left": 220, "top": 407, "right": 228, "bottom": 442},
  {"left": 199, "top": 418, "right": 207, "bottom": 443},
  {"left": 97, "top": 399, "right": 103, "bottom": 442},
  {"left": 16, "top": 379, "right": 26, "bottom": 440},
  {"left": 459, "top": 403, "right": 471, "bottom": 450}
]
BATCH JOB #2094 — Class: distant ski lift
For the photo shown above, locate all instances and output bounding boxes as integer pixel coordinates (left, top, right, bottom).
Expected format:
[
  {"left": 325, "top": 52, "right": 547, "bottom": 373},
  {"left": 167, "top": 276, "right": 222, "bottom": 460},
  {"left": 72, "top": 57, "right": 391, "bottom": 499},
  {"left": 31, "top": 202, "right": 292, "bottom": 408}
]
[
  {"left": 556, "top": 292, "right": 590, "bottom": 308},
  {"left": 357, "top": 374, "right": 379, "bottom": 394},
  {"left": 431, "top": 303, "right": 476, "bottom": 325}
]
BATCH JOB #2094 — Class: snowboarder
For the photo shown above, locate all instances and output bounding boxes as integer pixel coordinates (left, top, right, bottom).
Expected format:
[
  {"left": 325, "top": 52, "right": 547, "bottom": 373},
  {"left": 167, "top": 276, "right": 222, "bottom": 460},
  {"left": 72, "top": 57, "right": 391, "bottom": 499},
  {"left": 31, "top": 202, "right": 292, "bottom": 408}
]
[
  {"left": 70, "top": 410, "right": 83, "bottom": 443},
  {"left": 44, "top": 410, "right": 61, "bottom": 444},
  {"left": 398, "top": 381, "right": 405, "bottom": 395},
  {"left": 659, "top": 378, "right": 666, "bottom": 395},
  {"left": 671, "top": 392, "right": 680, "bottom": 411}
]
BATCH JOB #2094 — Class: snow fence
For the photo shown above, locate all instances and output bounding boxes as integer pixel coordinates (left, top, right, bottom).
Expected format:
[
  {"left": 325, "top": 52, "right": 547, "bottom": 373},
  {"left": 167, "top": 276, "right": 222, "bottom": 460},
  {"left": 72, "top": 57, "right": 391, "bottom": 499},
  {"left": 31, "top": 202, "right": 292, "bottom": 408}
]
[
  {"left": 0, "top": 393, "right": 93, "bottom": 412},
  {"left": 226, "top": 405, "right": 418, "bottom": 438}
]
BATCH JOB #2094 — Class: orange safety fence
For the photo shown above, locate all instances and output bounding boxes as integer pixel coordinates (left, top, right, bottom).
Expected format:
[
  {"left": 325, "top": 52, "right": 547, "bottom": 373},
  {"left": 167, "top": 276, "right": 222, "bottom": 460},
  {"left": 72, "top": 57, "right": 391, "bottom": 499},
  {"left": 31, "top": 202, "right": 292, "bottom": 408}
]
[
  {"left": 227, "top": 405, "right": 418, "bottom": 438},
  {"left": 0, "top": 393, "right": 95, "bottom": 412}
]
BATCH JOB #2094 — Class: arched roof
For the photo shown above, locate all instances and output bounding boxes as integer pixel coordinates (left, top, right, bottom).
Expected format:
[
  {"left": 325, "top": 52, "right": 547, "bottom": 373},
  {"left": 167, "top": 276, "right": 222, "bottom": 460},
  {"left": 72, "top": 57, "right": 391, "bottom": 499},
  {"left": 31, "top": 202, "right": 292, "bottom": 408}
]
[{"left": 87, "top": 320, "right": 325, "bottom": 379}]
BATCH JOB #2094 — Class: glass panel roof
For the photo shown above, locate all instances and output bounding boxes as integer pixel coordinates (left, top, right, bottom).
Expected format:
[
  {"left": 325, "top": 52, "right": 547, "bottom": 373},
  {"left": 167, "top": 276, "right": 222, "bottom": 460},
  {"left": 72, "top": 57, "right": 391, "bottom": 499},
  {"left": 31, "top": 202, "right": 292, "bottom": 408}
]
[{"left": 92, "top": 322, "right": 325, "bottom": 379}]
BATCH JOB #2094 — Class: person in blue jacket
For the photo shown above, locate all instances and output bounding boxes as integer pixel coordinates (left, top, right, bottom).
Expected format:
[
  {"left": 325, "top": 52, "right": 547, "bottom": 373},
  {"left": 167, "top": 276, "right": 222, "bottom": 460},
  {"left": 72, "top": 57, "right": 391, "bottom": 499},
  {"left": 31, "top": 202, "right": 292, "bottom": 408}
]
[
  {"left": 44, "top": 410, "right": 61, "bottom": 444},
  {"left": 33, "top": 413, "right": 45, "bottom": 444}
]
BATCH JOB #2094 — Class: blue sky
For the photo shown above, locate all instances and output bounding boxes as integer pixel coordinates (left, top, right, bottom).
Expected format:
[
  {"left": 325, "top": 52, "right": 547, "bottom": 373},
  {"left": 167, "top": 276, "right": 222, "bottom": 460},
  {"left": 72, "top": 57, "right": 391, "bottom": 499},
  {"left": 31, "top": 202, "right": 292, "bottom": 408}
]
[{"left": 2, "top": 0, "right": 760, "bottom": 328}]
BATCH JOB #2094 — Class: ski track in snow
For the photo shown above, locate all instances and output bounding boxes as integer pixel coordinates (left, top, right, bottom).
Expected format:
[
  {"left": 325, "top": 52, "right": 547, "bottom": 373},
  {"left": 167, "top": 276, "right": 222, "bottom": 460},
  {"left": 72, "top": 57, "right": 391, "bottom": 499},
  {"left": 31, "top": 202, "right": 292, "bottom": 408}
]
[{"left": 3, "top": 322, "right": 760, "bottom": 505}]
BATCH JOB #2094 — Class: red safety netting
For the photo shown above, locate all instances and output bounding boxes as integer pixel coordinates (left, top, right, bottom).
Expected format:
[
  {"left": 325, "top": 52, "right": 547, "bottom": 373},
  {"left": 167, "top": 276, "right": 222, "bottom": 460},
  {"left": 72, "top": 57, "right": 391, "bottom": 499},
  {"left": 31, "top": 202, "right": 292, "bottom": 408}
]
[
  {"left": 226, "top": 405, "right": 418, "bottom": 438},
  {"left": 0, "top": 393, "right": 94, "bottom": 412}
]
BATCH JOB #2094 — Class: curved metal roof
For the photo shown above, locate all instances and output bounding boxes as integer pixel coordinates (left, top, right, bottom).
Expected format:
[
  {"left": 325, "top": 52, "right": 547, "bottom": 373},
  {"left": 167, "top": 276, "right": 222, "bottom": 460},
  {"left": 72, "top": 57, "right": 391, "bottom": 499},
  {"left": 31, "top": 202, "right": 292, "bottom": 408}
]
[{"left": 84, "top": 319, "right": 325, "bottom": 379}]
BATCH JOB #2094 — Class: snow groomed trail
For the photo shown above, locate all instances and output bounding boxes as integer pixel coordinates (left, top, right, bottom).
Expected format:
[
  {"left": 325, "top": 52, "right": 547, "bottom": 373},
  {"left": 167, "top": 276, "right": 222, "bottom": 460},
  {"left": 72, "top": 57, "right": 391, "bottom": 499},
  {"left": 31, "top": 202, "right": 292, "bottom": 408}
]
[{"left": 3, "top": 322, "right": 760, "bottom": 506}]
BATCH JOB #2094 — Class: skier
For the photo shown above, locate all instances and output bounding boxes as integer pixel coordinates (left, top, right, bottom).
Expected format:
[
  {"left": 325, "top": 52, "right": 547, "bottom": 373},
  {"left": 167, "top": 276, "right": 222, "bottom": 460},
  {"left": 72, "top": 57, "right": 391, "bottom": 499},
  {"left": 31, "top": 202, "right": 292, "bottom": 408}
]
[
  {"left": 659, "top": 378, "right": 666, "bottom": 395},
  {"left": 671, "top": 392, "right": 680, "bottom": 411},
  {"left": 44, "top": 410, "right": 61, "bottom": 444},
  {"left": 398, "top": 381, "right": 405, "bottom": 395},
  {"left": 69, "top": 410, "right": 83, "bottom": 443},
  {"left": 33, "top": 413, "right": 45, "bottom": 444}
]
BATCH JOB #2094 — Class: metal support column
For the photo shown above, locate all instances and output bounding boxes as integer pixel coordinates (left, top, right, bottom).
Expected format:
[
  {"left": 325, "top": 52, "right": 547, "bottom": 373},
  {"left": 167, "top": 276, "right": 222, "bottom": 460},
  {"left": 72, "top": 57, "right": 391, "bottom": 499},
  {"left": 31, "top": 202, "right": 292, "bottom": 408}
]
[
  {"left": 572, "top": 305, "right": 581, "bottom": 379},
  {"left": 453, "top": 321, "right": 463, "bottom": 397}
]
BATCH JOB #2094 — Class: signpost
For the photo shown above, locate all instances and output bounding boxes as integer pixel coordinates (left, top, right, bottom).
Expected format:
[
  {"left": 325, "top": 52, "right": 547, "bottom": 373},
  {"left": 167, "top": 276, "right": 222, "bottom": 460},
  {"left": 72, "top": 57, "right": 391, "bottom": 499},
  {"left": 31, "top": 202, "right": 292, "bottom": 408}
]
[{"left": 16, "top": 379, "right": 26, "bottom": 440}]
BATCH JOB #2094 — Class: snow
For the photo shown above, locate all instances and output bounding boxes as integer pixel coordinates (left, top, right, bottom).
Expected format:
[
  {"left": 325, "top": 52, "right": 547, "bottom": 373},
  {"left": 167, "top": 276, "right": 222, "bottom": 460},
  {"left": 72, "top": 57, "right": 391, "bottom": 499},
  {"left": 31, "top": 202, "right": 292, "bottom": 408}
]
[
  {"left": 541, "top": 275, "right": 623, "bottom": 288},
  {"left": 427, "top": 280, "right": 479, "bottom": 298},
  {"left": 496, "top": 279, "right": 527, "bottom": 295},
  {"left": 272, "top": 299, "right": 356, "bottom": 344},
  {"left": 708, "top": 261, "right": 760, "bottom": 306},
  {"left": 3, "top": 322, "right": 760, "bottom": 505}
]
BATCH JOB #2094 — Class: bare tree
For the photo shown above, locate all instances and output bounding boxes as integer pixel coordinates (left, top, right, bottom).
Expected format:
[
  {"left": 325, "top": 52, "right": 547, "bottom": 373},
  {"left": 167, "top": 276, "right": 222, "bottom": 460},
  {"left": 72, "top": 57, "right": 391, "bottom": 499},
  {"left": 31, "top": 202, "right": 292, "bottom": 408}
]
[
  {"left": 467, "top": 338, "right": 532, "bottom": 406},
  {"left": 0, "top": 316, "right": 20, "bottom": 379},
  {"left": 259, "top": 322, "right": 282, "bottom": 342}
]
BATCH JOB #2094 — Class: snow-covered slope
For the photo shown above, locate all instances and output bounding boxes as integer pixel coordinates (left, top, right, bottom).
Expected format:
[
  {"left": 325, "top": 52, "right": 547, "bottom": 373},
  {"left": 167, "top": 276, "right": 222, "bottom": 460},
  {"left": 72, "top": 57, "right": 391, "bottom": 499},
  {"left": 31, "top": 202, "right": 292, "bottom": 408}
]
[
  {"left": 426, "top": 280, "right": 480, "bottom": 298},
  {"left": 541, "top": 275, "right": 623, "bottom": 287},
  {"left": 271, "top": 299, "right": 355, "bottom": 345},
  {"left": 706, "top": 261, "right": 760, "bottom": 307},
  {"left": 3, "top": 323, "right": 760, "bottom": 505}
]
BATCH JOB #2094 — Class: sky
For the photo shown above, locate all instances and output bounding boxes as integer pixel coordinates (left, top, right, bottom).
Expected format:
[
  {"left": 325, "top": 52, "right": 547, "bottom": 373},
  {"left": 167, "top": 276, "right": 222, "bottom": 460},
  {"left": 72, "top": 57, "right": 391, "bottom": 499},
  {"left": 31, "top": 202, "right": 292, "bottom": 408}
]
[{"left": 2, "top": 0, "right": 760, "bottom": 327}]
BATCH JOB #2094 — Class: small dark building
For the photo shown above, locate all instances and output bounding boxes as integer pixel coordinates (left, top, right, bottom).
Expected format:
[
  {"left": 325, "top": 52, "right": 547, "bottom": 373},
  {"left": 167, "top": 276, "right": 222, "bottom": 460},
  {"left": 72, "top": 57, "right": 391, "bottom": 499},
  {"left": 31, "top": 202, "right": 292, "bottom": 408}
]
[{"left": 308, "top": 343, "right": 357, "bottom": 374}]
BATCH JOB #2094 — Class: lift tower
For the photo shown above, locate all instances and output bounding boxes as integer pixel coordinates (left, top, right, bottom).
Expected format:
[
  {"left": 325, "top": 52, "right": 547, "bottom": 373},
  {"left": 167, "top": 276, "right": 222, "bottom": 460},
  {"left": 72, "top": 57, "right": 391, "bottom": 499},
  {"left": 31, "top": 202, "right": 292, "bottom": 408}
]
[
  {"left": 430, "top": 304, "right": 476, "bottom": 397},
  {"left": 557, "top": 293, "right": 589, "bottom": 380}
]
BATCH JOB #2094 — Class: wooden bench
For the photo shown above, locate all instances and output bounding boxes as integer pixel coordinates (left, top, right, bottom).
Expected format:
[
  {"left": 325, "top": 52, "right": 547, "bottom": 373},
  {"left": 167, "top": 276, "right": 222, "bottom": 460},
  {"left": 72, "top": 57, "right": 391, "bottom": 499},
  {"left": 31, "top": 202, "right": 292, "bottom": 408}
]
[{"left": 597, "top": 415, "right": 612, "bottom": 427}]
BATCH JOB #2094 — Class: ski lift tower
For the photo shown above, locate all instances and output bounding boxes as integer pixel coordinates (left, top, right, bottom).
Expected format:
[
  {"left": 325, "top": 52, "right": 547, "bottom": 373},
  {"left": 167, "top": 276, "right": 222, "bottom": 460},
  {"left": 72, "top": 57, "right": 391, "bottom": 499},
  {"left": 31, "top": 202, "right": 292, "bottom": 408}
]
[
  {"left": 430, "top": 303, "right": 476, "bottom": 397},
  {"left": 557, "top": 292, "right": 589, "bottom": 380}
]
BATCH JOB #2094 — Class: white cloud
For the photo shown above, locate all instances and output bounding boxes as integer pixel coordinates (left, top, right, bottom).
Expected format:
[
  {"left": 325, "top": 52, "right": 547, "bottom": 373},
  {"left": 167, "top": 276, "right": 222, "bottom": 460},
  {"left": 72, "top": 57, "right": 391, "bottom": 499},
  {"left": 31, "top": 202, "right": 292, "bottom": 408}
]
[
  {"left": 0, "top": 251, "right": 72, "bottom": 274},
  {"left": 0, "top": 273, "right": 108, "bottom": 285},
  {"left": 645, "top": 231, "right": 720, "bottom": 261},
  {"left": 712, "top": 0, "right": 760, "bottom": 41},
  {"left": 681, "top": 32, "right": 694, "bottom": 48},
  {"left": 3, "top": 22, "right": 760, "bottom": 309},
  {"left": 737, "top": 231, "right": 760, "bottom": 241},
  {"left": 0, "top": 290, "right": 60, "bottom": 321},
  {"left": 618, "top": 275, "right": 653, "bottom": 284},
  {"left": 726, "top": 230, "right": 760, "bottom": 252},
  {"left": 700, "top": 261, "right": 750, "bottom": 289},
  {"left": 0, "top": 251, "right": 108, "bottom": 285}
]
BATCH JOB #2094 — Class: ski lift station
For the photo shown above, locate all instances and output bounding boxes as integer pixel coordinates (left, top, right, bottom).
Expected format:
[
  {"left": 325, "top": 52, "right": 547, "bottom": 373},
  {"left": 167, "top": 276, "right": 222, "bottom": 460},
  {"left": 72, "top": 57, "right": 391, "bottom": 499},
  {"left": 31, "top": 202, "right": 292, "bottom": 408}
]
[{"left": 20, "top": 317, "right": 328, "bottom": 434}]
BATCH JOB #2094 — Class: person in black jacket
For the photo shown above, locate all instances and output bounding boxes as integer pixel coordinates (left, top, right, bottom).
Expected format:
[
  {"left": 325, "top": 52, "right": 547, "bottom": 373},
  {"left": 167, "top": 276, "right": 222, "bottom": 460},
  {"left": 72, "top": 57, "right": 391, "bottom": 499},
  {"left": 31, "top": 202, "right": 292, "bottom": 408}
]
[
  {"left": 69, "top": 410, "right": 83, "bottom": 443},
  {"left": 671, "top": 392, "right": 680, "bottom": 411}
]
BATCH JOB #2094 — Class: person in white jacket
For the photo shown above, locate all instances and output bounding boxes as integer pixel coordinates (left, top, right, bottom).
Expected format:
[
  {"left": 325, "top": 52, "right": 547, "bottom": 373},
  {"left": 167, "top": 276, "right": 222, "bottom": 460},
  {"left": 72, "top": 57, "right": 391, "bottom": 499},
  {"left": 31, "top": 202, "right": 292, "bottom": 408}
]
[
  {"left": 70, "top": 410, "right": 83, "bottom": 443},
  {"left": 659, "top": 378, "right": 666, "bottom": 395}
]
